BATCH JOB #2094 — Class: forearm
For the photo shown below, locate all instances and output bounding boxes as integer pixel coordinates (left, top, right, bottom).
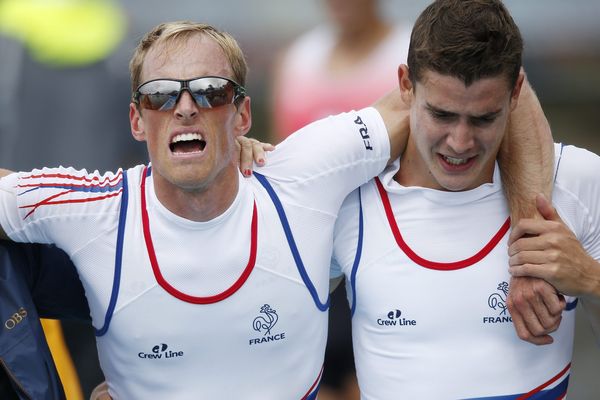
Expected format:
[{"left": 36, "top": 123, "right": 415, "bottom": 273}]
[
  {"left": 372, "top": 88, "right": 410, "bottom": 163},
  {"left": 499, "top": 78, "right": 554, "bottom": 222}
]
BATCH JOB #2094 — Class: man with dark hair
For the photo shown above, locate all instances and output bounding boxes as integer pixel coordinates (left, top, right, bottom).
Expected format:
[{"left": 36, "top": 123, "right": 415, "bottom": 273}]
[{"left": 331, "top": 0, "right": 600, "bottom": 398}]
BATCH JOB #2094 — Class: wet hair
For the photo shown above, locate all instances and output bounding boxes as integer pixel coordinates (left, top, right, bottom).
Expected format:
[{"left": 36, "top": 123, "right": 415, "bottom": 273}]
[{"left": 407, "top": 0, "right": 522, "bottom": 89}]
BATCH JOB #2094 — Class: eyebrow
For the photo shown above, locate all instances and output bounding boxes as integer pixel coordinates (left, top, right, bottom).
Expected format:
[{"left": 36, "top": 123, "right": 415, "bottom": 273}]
[{"left": 425, "top": 103, "right": 502, "bottom": 119}]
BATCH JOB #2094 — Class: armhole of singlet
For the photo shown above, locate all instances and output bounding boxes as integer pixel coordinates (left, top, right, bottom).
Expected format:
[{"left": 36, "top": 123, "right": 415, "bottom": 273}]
[
  {"left": 349, "top": 188, "right": 364, "bottom": 317},
  {"left": 253, "top": 172, "right": 329, "bottom": 311},
  {"left": 553, "top": 143, "right": 565, "bottom": 184},
  {"left": 543, "top": 144, "right": 579, "bottom": 311},
  {"left": 95, "top": 169, "right": 129, "bottom": 336}
]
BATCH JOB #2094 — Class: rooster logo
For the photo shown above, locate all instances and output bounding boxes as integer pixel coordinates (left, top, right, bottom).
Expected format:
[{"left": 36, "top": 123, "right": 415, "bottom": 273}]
[
  {"left": 488, "top": 281, "right": 509, "bottom": 315},
  {"left": 253, "top": 304, "right": 279, "bottom": 336}
]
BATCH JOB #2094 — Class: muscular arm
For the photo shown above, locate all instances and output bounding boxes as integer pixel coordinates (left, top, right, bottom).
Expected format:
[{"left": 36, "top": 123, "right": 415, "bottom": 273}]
[
  {"left": 372, "top": 88, "right": 410, "bottom": 164},
  {"left": 499, "top": 76, "right": 564, "bottom": 345},
  {"left": 499, "top": 76, "right": 554, "bottom": 220}
]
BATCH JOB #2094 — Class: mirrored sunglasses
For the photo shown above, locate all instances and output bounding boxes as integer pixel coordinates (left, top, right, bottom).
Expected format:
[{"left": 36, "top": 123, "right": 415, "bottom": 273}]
[{"left": 133, "top": 76, "right": 246, "bottom": 111}]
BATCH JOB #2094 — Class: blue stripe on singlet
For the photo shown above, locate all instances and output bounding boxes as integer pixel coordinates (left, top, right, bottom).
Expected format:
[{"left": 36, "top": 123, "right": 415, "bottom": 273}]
[
  {"left": 305, "top": 384, "right": 320, "bottom": 400},
  {"left": 465, "top": 375, "right": 569, "bottom": 400},
  {"left": 553, "top": 143, "right": 565, "bottom": 184},
  {"left": 350, "top": 188, "right": 364, "bottom": 317},
  {"left": 553, "top": 145, "right": 578, "bottom": 314},
  {"left": 253, "top": 172, "right": 329, "bottom": 311},
  {"left": 95, "top": 169, "right": 129, "bottom": 336}
]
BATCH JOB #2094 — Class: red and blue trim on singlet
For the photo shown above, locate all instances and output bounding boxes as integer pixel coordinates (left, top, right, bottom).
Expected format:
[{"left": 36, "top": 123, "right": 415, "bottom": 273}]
[
  {"left": 96, "top": 169, "right": 329, "bottom": 325},
  {"left": 17, "top": 171, "right": 124, "bottom": 219},
  {"left": 140, "top": 166, "right": 258, "bottom": 304},
  {"left": 95, "top": 170, "right": 129, "bottom": 336},
  {"left": 374, "top": 177, "right": 511, "bottom": 270},
  {"left": 301, "top": 365, "right": 324, "bottom": 400},
  {"left": 465, "top": 363, "right": 571, "bottom": 399},
  {"left": 12, "top": 170, "right": 126, "bottom": 336},
  {"left": 254, "top": 172, "right": 330, "bottom": 312},
  {"left": 254, "top": 172, "right": 328, "bottom": 399},
  {"left": 94, "top": 167, "right": 326, "bottom": 398},
  {"left": 348, "top": 178, "right": 509, "bottom": 316},
  {"left": 348, "top": 177, "right": 577, "bottom": 315}
]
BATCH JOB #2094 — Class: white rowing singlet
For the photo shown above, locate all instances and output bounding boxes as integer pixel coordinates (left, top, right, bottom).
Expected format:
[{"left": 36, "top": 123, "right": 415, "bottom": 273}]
[
  {"left": 332, "top": 144, "right": 600, "bottom": 399},
  {"left": 0, "top": 108, "right": 390, "bottom": 399}
]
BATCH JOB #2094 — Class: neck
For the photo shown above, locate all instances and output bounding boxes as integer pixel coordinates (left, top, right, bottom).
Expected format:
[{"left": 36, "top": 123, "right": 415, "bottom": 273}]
[
  {"left": 151, "top": 168, "right": 240, "bottom": 222},
  {"left": 394, "top": 140, "right": 427, "bottom": 188}
]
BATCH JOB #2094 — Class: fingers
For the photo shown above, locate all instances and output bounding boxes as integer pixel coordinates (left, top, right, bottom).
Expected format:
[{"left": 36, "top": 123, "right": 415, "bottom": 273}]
[
  {"left": 236, "top": 137, "right": 275, "bottom": 177},
  {"left": 508, "top": 194, "right": 563, "bottom": 245},
  {"left": 535, "top": 193, "right": 562, "bottom": 223},
  {"left": 510, "top": 313, "right": 554, "bottom": 345},
  {"left": 508, "top": 219, "right": 551, "bottom": 245},
  {"left": 508, "top": 264, "right": 546, "bottom": 287},
  {"left": 509, "top": 299, "right": 554, "bottom": 346},
  {"left": 508, "top": 234, "right": 549, "bottom": 256},
  {"left": 527, "top": 277, "right": 565, "bottom": 323},
  {"left": 508, "top": 249, "right": 551, "bottom": 267},
  {"left": 507, "top": 276, "right": 563, "bottom": 346},
  {"left": 237, "top": 137, "right": 255, "bottom": 177},
  {"left": 252, "top": 140, "right": 275, "bottom": 165},
  {"left": 544, "top": 291, "right": 567, "bottom": 317}
]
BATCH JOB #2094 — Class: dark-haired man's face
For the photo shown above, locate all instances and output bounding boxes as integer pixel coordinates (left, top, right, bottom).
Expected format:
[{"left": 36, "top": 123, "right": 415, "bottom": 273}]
[{"left": 397, "top": 67, "right": 522, "bottom": 191}]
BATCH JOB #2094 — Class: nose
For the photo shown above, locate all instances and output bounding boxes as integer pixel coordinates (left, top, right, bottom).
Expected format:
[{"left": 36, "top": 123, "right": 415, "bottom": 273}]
[
  {"left": 446, "top": 121, "right": 474, "bottom": 154},
  {"left": 174, "top": 90, "right": 198, "bottom": 120}
]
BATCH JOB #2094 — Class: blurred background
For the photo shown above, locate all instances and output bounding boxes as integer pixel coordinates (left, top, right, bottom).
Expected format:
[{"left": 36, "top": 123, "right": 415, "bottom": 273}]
[{"left": 1, "top": 0, "right": 598, "bottom": 398}]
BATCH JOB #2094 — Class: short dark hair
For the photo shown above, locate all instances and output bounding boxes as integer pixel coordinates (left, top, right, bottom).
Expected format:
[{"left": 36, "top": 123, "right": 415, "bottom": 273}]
[{"left": 407, "top": 0, "right": 523, "bottom": 89}]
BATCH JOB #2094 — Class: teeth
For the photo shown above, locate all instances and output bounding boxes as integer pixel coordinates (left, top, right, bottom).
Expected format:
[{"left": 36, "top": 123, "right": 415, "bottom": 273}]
[
  {"left": 172, "top": 133, "right": 202, "bottom": 143},
  {"left": 444, "top": 156, "right": 468, "bottom": 165}
]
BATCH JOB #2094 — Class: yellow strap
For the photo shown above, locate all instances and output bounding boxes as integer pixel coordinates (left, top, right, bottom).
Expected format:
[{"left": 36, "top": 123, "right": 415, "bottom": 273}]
[{"left": 41, "top": 319, "right": 84, "bottom": 400}]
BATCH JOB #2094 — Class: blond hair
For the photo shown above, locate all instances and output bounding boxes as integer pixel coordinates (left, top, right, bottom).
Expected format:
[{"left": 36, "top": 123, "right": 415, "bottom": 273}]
[{"left": 129, "top": 21, "right": 248, "bottom": 94}]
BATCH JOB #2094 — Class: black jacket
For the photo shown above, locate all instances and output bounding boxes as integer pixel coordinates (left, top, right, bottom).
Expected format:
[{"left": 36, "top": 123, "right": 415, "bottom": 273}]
[{"left": 0, "top": 242, "right": 90, "bottom": 400}]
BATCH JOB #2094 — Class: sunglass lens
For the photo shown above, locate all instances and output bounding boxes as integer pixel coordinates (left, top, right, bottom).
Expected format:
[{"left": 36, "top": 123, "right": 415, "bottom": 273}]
[
  {"left": 136, "top": 77, "right": 241, "bottom": 110},
  {"left": 137, "top": 80, "right": 181, "bottom": 110},
  {"left": 189, "top": 78, "right": 234, "bottom": 108},
  {"left": 139, "top": 93, "right": 175, "bottom": 110}
]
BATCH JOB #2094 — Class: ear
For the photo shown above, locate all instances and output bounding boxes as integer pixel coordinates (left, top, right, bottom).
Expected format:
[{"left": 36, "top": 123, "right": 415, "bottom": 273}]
[
  {"left": 398, "top": 64, "right": 414, "bottom": 105},
  {"left": 509, "top": 69, "right": 525, "bottom": 111},
  {"left": 129, "top": 103, "right": 146, "bottom": 142},
  {"left": 234, "top": 96, "right": 252, "bottom": 137}
]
